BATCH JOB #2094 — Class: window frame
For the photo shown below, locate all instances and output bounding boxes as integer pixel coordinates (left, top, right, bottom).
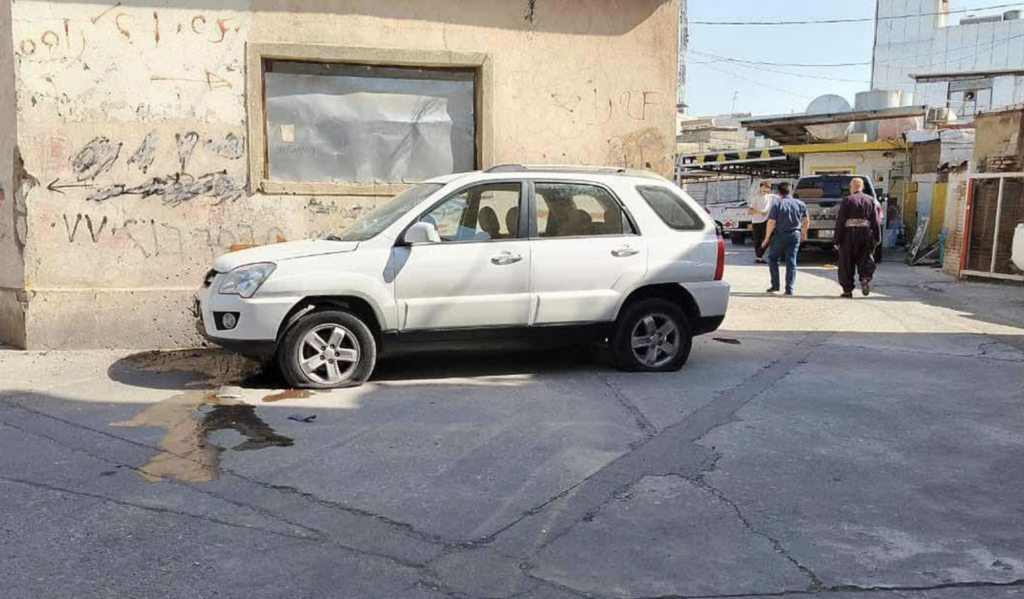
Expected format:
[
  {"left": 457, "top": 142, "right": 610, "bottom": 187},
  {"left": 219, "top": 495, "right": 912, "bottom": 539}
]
[
  {"left": 247, "top": 43, "right": 494, "bottom": 197},
  {"left": 397, "top": 179, "right": 529, "bottom": 246},
  {"left": 635, "top": 184, "right": 706, "bottom": 232},
  {"left": 526, "top": 180, "right": 641, "bottom": 240}
]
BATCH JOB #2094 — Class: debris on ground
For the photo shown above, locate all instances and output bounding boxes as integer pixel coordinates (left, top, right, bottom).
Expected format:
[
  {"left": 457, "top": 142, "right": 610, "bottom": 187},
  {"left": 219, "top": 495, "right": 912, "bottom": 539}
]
[
  {"left": 287, "top": 414, "right": 317, "bottom": 423},
  {"left": 713, "top": 338, "right": 742, "bottom": 345}
]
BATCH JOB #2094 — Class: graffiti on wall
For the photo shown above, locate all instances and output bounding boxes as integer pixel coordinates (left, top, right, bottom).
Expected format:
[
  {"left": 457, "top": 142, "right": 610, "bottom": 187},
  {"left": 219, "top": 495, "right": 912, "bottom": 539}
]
[
  {"left": 46, "top": 131, "right": 247, "bottom": 207},
  {"left": 58, "top": 212, "right": 287, "bottom": 261},
  {"left": 550, "top": 89, "right": 664, "bottom": 126},
  {"left": 16, "top": 5, "right": 243, "bottom": 62}
]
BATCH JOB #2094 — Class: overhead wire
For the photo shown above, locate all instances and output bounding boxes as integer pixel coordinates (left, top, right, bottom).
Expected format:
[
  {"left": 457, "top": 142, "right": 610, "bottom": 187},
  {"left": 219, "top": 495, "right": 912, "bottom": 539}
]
[
  {"left": 689, "top": 49, "right": 871, "bottom": 68},
  {"left": 691, "top": 62, "right": 816, "bottom": 100},
  {"left": 690, "top": 60, "right": 870, "bottom": 83}
]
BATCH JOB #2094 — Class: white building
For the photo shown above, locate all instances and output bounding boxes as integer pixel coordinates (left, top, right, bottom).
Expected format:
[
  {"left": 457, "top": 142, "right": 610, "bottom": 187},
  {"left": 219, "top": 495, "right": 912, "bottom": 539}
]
[{"left": 872, "top": 0, "right": 1024, "bottom": 117}]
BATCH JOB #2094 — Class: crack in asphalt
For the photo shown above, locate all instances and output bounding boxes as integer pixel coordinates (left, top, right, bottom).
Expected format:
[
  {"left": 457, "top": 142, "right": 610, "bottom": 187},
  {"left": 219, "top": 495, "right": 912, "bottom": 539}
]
[
  {"left": 629, "top": 576, "right": 1024, "bottom": 598},
  {"left": 0, "top": 406, "right": 439, "bottom": 571},
  {"left": 692, "top": 474, "right": 825, "bottom": 592},
  {"left": 0, "top": 474, "right": 319, "bottom": 543},
  {"left": 0, "top": 413, "right": 331, "bottom": 540},
  {"left": 600, "top": 375, "right": 658, "bottom": 437},
  {"left": 501, "top": 332, "right": 835, "bottom": 596},
  {"left": 825, "top": 340, "right": 1024, "bottom": 363}
]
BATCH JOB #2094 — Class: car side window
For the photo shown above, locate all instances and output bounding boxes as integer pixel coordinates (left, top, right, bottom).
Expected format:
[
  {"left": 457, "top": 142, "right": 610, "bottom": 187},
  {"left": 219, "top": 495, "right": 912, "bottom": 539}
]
[
  {"left": 420, "top": 183, "right": 522, "bottom": 242},
  {"left": 535, "top": 183, "right": 631, "bottom": 238},
  {"left": 636, "top": 185, "right": 703, "bottom": 231}
]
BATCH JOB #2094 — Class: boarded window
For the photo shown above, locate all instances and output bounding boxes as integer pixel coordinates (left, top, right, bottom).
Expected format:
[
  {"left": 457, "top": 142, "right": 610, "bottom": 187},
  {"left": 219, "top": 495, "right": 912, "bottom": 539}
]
[{"left": 264, "top": 61, "right": 476, "bottom": 184}]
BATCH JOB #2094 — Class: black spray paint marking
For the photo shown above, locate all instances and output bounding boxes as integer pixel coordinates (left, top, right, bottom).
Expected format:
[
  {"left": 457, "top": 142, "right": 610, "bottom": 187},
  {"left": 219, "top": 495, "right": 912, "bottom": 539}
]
[
  {"left": 175, "top": 131, "right": 200, "bottom": 172},
  {"left": 71, "top": 137, "right": 122, "bottom": 181},
  {"left": 63, "top": 213, "right": 108, "bottom": 243},
  {"left": 128, "top": 131, "right": 157, "bottom": 174},
  {"left": 204, "top": 133, "right": 244, "bottom": 160},
  {"left": 86, "top": 184, "right": 126, "bottom": 202},
  {"left": 85, "top": 171, "right": 247, "bottom": 206}
]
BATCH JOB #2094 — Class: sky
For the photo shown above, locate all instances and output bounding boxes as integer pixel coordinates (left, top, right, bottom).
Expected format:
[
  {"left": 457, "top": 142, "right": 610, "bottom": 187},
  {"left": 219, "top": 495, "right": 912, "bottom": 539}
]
[{"left": 684, "top": 0, "right": 1024, "bottom": 117}]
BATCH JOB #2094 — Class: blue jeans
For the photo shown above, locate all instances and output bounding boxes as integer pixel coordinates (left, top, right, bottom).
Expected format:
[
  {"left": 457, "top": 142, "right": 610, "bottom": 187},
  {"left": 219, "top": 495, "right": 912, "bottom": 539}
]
[{"left": 769, "top": 230, "right": 801, "bottom": 293}]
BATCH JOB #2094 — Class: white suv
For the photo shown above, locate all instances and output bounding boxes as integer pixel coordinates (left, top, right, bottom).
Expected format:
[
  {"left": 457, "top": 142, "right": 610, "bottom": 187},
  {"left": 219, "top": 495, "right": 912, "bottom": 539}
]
[{"left": 195, "top": 166, "right": 730, "bottom": 388}]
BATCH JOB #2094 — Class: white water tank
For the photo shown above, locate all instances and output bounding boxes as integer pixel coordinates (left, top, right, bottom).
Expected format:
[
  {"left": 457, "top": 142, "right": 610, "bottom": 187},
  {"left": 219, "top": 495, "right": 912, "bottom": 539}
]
[
  {"left": 805, "top": 95, "right": 852, "bottom": 141},
  {"left": 854, "top": 90, "right": 916, "bottom": 140}
]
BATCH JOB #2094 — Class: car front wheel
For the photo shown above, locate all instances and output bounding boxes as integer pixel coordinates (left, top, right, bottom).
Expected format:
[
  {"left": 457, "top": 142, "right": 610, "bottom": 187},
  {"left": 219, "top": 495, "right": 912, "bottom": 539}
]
[
  {"left": 278, "top": 310, "right": 377, "bottom": 388},
  {"left": 612, "top": 298, "right": 693, "bottom": 372}
]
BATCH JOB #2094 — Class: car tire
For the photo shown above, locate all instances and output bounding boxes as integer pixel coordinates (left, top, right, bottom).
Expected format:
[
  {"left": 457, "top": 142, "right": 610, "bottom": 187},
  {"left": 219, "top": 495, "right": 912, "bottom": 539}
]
[
  {"left": 612, "top": 298, "right": 693, "bottom": 372},
  {"left": 730, "top": 232, "right": 746, "bottom": 246},
  {"left": 278, "top": 310, "right": 377, "bottom": 389}
]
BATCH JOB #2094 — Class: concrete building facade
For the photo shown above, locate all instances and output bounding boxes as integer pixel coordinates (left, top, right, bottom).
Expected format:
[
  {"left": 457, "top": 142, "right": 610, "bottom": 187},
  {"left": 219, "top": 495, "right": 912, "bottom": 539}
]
[
  {"left": 0, "top": 0, "right": 680, "bottom": 349},
  {"left": 872, "top": 0, "right": 1024, "bottom": 117}
]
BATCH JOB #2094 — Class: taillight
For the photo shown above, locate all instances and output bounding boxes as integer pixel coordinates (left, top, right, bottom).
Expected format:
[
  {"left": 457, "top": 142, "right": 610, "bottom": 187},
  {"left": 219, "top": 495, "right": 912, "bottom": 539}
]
[{"left": 714, "top": 235, "right": 725, "bottom": 281}]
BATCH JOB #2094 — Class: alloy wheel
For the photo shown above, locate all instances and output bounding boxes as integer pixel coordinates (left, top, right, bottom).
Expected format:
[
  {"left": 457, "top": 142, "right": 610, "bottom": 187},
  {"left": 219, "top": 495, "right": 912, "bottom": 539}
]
[
  {"left": 630, "top": 313, "right": 680, "bottom": 368},
  {"left": 296, "top": 324, "right": 360, "bottom": 385}
]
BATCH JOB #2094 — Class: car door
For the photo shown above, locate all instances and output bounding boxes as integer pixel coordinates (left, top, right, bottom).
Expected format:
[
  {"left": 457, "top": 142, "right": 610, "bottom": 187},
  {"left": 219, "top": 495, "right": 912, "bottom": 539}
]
[
  {"left": 393, "top": 181, "right": 532, "bottom": 330},
  {"left": 529, "top": 181, "right": 648, "bottom": 325}
]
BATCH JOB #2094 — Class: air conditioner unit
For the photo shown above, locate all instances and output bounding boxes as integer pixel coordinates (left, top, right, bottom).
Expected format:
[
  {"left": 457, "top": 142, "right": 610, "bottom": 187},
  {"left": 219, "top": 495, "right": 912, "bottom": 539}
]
[{"left": 926, "top": 107, "right": 957, "bottom": 127}]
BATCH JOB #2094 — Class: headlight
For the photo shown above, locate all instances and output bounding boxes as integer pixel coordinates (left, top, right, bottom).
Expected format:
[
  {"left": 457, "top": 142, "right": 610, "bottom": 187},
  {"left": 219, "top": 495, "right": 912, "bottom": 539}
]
[{"left": 218, "top": 263, "right": 276, "bottom": 298}]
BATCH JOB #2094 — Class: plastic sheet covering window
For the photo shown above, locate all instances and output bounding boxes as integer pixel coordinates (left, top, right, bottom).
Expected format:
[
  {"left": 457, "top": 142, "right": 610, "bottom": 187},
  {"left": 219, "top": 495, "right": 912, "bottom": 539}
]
[{"left": 265, "top": 61, "right": 476, "bottom": 184}]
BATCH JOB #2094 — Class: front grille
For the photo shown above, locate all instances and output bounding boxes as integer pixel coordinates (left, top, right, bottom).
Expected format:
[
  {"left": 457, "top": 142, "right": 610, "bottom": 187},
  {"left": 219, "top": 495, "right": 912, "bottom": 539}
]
[{"left": 203, "top": 269, "right": 218, "bottom": 288}]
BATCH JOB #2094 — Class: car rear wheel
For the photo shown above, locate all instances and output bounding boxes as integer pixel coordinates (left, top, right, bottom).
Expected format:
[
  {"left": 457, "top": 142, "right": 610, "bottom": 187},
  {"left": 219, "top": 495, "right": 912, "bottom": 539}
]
[
  {"left": 612, "top": 298, "right": 693, "bottom": 372},
  {"left": 278, "top": 310, "right": 377, "bottom": 388},
  {"left": 730, "top": 232, "right": 746, "bottom": 246}
]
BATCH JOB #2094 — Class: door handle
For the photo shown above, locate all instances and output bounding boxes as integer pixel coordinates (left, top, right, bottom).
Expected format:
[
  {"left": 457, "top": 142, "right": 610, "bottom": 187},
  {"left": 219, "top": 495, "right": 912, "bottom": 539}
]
[
  {"left": 612, "top": 246, "right": 640, "bottom": 257},
  {"left": 491, "top": 251, "right": 523, "bottom": 266}
]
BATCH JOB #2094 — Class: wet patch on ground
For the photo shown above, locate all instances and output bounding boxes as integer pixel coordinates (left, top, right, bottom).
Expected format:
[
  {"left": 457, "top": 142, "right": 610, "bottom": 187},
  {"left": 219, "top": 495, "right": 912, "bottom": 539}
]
[{"left": 112, "top": 390, "right": 293, "bottom": 483}]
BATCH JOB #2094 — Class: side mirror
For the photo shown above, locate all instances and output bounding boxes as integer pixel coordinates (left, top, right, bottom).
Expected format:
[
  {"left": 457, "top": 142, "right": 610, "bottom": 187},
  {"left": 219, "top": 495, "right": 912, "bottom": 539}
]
[{"left": 403, "top": 221, "right": 441, "bottom": 245}]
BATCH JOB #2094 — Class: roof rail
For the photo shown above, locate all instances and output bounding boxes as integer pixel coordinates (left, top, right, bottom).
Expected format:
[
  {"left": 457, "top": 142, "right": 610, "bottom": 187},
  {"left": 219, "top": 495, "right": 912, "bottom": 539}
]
[{"left": 483, "top": 164, "right": 666, "bottom": 180}]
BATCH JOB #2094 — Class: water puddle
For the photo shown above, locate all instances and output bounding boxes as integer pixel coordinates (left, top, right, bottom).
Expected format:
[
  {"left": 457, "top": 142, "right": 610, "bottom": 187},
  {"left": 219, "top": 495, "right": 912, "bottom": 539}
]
[{"left": 112, "top": 390, "right": 293, "bottom": 483}]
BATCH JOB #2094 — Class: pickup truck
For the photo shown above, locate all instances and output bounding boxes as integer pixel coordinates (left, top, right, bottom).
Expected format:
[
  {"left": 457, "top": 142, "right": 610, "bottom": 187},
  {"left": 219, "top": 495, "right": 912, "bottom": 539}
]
[
  {"left": 793, "top": 174, "right": 886, "bottom": 261},
  {"left": 705, "top": 178, "right": 794, "bottom": 246},
  {"left": 706, "top": 200, "right": 753, "bottom": 245}
]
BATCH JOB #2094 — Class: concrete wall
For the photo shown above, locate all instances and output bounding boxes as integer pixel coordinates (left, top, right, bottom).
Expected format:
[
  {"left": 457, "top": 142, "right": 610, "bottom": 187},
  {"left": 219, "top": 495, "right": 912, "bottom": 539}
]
[
  {"left": 0, "top": 0, "right": 24, "bottom": 346},
  {"left": 7, "top": 0, "right": 679, "bottom": 349},
  {"left": 872, "top": 0, "right": 1024, "bottom": 111}
]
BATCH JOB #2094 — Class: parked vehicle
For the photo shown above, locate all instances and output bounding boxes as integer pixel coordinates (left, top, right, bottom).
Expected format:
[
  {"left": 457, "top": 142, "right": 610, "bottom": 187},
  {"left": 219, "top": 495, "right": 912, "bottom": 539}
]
[
  {"left": 194, "top": 166, "right": 731, "bottom": 388},
  {"left": 1012, "top": 222, "right": 1024, "bottom": 274},
  {"left": 793, "top": 174, "right": 886, "bottom": 262},
  {"left": 705, "top": 178, "right": 794, "bottom": 246}
]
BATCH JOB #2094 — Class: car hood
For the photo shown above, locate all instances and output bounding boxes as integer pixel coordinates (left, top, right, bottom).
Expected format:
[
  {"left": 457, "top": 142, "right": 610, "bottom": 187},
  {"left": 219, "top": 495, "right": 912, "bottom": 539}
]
[{"left": 213, "top": 239, "right": 359, "bottom": 272}]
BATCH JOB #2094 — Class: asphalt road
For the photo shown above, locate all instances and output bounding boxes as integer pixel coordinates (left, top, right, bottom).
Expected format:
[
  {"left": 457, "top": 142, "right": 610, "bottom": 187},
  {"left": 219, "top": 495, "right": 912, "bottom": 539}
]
[{"left": 2, "top": 245, "right": 1024, "bottom": 599}]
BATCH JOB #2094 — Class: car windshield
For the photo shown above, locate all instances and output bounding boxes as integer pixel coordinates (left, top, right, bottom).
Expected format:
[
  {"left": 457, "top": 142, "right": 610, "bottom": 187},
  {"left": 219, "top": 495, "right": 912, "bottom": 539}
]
[
  {"left": 334, "top": 183, "right": 444, "bottom": 241},
  {"left": 794, "top": 176, "right": 875, "bottom": 200}
]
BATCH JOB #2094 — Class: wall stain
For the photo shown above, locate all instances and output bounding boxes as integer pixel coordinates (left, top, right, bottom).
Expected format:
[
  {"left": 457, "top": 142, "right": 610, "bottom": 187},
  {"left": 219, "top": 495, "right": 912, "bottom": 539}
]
[{"left": 112, "top": 391, "right": 293, "bottom": 483}]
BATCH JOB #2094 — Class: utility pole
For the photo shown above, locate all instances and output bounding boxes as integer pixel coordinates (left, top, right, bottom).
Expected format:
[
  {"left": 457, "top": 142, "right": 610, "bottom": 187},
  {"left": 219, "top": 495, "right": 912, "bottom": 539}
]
[
  {"left": 731, "top": 91, "right": 738, "bottom": 115},
  {"left": 677, "top": 0, "right": 688, "bottom": 113}
]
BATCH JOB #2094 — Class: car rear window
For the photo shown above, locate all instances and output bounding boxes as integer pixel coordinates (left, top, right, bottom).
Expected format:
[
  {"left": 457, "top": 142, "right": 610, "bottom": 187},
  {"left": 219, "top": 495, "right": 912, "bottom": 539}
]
[
  {"left": 636, "top": 186, "right": 704, "bottom": 231},
  {"left": 795, "top": 177, "right": 875, "bottom": 200}
]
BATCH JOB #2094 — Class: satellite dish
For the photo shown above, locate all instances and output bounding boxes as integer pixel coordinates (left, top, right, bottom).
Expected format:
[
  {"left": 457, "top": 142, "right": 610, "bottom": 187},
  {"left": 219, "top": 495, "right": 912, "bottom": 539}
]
[{"left": 805, "top": 95, "right": 853, "bottom": 141}]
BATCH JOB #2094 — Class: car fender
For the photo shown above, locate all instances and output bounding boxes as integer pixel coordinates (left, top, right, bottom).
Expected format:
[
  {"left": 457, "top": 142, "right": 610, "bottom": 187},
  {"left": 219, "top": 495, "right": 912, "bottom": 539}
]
[{"left": 258, "top": 269, "right": 397, "bottom": 332}]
